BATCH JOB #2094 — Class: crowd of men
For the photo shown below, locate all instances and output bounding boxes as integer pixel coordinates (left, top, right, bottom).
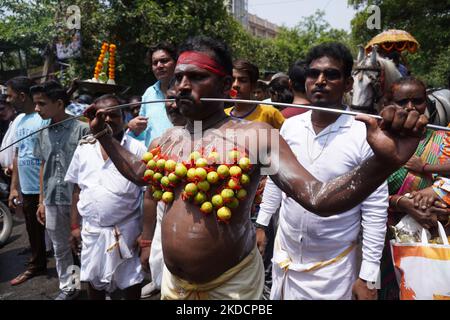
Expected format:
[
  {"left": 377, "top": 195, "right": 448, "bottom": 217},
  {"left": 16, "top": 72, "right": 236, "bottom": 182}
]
[{"left": 1, "top": 35, "right": 448, "bottom": 301}]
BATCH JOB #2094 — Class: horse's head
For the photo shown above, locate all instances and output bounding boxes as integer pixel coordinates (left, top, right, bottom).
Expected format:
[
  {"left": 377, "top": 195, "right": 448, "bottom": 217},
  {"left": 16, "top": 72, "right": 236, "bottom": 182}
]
[
  {"left": 351, "top": 45, "right": 403, "bottom": 114},
  {"left": 351, "top": 45, "right": 383, "bottom": 113}
]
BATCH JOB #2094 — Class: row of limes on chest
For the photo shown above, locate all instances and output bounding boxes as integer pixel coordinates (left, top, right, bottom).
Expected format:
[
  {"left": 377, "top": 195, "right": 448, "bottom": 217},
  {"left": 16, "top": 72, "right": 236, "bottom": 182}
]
[{"left": 141, "top": 146, "right": 252, "bottom": 222}]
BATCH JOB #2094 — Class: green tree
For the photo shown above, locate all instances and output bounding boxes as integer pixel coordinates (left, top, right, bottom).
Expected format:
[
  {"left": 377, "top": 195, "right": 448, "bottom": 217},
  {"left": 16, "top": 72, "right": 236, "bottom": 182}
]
[
  {"left": 234, "top": 10, "right": 351, "bottom": 75},
  {"left": 0, "top": 2, "right": 351, "bottom": 93},
  {"left": 349, "top": 0, "right": 450, "bottom": 87}
]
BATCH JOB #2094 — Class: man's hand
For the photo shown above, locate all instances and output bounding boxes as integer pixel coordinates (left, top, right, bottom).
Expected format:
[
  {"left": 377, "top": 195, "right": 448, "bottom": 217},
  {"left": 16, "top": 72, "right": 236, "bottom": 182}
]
[
  {"left": 8, "top": 188, "right": 19, "bottom": 209},
  {"left": 36, "top": 204, "right": 45, "bottom": 226},
  {"left": 84, "top": 104, "right": 107, "bottom": 135},
  {"left": 256, "top": 227, "right": 267, "bottom": 256},
  {"left": 356, "top": 105, "right": 428, "bottom": 168},
  {"left": 140, "top": 247, "right": 151, "bottom": 273},
  {"left": 70, "top": 227, "right": 81, "bottom": 255},
  {"left": 404, "top": 156, "right": 425, "bottom": 173},
  {"left": 128, "top": 116, "right": 148, "bottom": 136},
  {"left": 352, "top": 278, "right": 377, "bottom": 300},
  {"left": 397, "top": 195, "right": 448, "bottom": 229}
]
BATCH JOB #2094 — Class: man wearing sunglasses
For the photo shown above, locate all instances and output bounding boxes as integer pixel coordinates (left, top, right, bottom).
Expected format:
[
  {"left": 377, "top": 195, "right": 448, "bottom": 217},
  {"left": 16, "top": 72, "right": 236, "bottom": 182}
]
[
  {"left": 87, "top": 37, "right": 427, "bottom": 300},
  {"left": 256, "top": 42, "right": 388, "bottom": 300}
]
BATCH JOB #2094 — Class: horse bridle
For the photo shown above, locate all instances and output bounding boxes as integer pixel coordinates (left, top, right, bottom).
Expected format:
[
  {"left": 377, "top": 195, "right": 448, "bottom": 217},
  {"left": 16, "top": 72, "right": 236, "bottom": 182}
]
[{"left": 351, "top": 63, "right": 384, "bottom": 112}]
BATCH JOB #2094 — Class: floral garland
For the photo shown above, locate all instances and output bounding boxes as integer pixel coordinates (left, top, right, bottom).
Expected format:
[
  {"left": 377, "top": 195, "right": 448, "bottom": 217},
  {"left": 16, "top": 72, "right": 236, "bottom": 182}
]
[
  {"left": 92, "top": 42, "right": 116, "bottom": 84},
  {"left": 140, "top": 146, "right": 252, "bottom": 223}
]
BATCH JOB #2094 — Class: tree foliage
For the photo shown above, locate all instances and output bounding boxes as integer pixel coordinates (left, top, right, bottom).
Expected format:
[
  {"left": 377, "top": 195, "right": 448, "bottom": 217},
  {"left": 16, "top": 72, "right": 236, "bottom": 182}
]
[
  {"left": 0, "top": 1, "right": 349, "bottom": 94},
  {"left": 348, "top": 0, "right": 450, "bottom": 87}
]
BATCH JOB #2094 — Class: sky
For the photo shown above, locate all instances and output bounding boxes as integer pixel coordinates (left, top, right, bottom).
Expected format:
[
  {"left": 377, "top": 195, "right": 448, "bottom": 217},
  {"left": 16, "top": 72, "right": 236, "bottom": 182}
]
[{"left": 247, "top": 0, "right": 358, "bottom": 31}]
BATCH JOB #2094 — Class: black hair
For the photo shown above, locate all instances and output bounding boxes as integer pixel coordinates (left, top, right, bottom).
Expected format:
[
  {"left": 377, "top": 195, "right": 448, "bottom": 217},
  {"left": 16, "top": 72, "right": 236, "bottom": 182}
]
[
  {"left": 5, "top": 76, "right": 36, "bottom": 98},
  {"left": 30, "top": 80, "right": 70, "bottom": 107},
  {"left": 94, "top": 94, "right": 124, "bottom": 106},
  {"left": 0, "top": 94, "right": 8, "bottom": 105},
  {"left": 288, "top": 60, "right": 307, "bottom": 93},
  {"left": 233, "top": 59, "right": 259, "bottom": 84},
  {"left": 269, "top": 76, "right": 294, "bottom": 104},
  {"left": 179, "top": 36, "right": 233, "bottom": 76},
  {"left": 255, "top": 80, "right": 269, "bottom": 91},
  {"left": 387, "top": 51, "right": 401, "bottom": 65},
  {"left": 76, "top": 94, "right": 93, "bottom": 105},
  {"left": 305, "top": 42, "right": 354, "bottom": 78},
  {"left": 94, "top": 94, "right": 126, "bottom": 120},
  {"left": 146, "top": 41, "right": 178, "bottom": 63},
  {"left": 388, "top": 76, "right": 427, "bottom": 100},
  {"left": 128, "top": 95, "right": 142, "bottom": 102}
]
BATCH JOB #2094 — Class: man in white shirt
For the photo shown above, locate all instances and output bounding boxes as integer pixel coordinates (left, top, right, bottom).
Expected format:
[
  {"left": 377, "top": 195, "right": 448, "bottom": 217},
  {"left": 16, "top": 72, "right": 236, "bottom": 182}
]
[
  {"left": 65, "top": 94, "right": 146, "bottom": 299},
  {"left": 256, "top": 42, "right": 388, "bottom": 300}
]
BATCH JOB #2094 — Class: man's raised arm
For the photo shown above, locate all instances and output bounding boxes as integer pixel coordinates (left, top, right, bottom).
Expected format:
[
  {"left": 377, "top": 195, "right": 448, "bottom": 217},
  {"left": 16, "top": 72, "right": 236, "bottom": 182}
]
[
  {"left": 266, "top": 106, "right": 427, "bottom": 216},
  {"left": 87, "top": 107, "right": 148, "bottom": 186}
]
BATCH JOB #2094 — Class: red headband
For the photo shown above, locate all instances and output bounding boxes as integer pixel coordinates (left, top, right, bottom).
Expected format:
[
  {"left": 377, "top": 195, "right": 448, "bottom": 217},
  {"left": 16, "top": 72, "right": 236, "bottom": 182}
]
[{"left": 177, "top": 51, "right": 227, "bottom": 77}]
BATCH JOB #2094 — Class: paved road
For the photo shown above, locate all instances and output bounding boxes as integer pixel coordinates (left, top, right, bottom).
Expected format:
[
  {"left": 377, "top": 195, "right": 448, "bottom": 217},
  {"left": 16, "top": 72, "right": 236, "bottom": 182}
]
[{"left": 0, "top": 211, "right": 159, "bottom": 300}]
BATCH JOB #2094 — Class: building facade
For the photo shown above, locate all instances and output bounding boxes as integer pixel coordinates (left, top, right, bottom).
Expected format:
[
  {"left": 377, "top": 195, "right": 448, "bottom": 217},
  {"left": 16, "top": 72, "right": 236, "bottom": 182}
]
[{"left": 225, "top": 0, "right": 278, "bottom": 38}]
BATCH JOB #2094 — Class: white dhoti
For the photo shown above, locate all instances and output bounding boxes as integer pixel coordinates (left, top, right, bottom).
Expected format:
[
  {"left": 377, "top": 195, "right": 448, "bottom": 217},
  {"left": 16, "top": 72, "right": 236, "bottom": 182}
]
[
  {"left": 80, "top": 217, "right": 144, "bottom": 292},
  {"left": 270, "top": 229, "right": 357, "bottom": 300}
]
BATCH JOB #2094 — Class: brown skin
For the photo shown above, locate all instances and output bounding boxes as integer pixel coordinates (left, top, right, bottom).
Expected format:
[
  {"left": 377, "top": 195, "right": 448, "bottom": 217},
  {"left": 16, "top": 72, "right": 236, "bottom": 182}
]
[
  {"left": 289, "top": 80, "right": 310, "bottom": 106},
  {"left": 394, "top": 83, "right": 450, "bottom": 176},
  {"left": 253, "top": 87, "right": 269, "bottom": 101},
  {"left": 32, "top": 92, "right": 70, "bottom": 226},
  {"left": 165, "top": 88, "right": 186, "bottom": 127},
  {"left": 138, "top": 92, "right": 186, "bottom": 273},
  {"left": 0, "top": 103, "right": 16, "bottom": 122},
  {"left": 87, "top": 51, "right": 427, "bottom": 284},
  {"left": 128, "top": 49, "right": 176, "bottom": 136},
  {"left": 231, "top": 68, "right": 258, "bottom": 117},
  {"left": 69, "top": 184, "right": 82, "bottom": 255},
  {"left": 73, "top": 99, "right": 141, "bottom": 299},
  {"left": 7, "top": 85, "right": 37, "bottom": 209},
  {"left": 128, "top": 98, "right": 141, "bottom": 119},
  {"left": 387, "top": 82, "right": 450, "bottom": 229},
  {"left": 258, "top": 55, "right": 373, "bottom": 299}
]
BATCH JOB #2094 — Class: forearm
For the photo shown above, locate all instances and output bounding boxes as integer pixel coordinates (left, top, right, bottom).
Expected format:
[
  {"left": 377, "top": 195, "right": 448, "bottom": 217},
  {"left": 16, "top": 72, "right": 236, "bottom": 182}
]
[
  {"left": 97, "top": 134, "right": 146, "bottom": 185},
  {"left": 10, "top": 156, "right": 19, "bottom": 192},
  {"left": 70, "top": 185, "right": 81, "bottom": 227},
  {"left": 142, "top": 189, "right": 157, "bottom": 240},
  {"left": 311, "top": 156, "right": 396, "bottom": 215},
  {"left": 39, "top": 162, "right": 44, "bottom": 204},
  {"left": 273, "top": 155, "right": 396, "bottom": 216},
  {"left": 424, "top": 162, "right": 450, "bottom": 176}
]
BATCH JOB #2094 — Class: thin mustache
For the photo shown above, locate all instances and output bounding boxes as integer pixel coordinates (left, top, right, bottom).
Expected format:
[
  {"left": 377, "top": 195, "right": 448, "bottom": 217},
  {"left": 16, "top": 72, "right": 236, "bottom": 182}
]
[{"left": 176, "top": 94, "right": 195, "bottom": 102}]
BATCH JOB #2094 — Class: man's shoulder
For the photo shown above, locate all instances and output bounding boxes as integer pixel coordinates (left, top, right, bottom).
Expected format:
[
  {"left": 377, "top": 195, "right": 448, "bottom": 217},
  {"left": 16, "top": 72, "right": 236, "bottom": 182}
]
[
  {"left": 72, "top": 119, "right": 90, "bottom": 131},
  {"left": 143, "top": 81, "right": 161, "bottom": 97},
  {"left": 258, "top": 104, "right": 281, "bottom": 114},
  {"left": 281, "top": 111, "right": 310, "bottom": 130}
]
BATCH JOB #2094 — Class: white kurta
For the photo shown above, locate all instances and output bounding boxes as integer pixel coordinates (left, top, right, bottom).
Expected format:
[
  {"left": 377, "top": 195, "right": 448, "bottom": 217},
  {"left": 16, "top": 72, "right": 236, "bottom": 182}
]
[
  {"left": 65, "top": 135, "right": 146, "bottom": 292},
  {"left": 257, "top": 111, "right": 388, "bottom": 300}
]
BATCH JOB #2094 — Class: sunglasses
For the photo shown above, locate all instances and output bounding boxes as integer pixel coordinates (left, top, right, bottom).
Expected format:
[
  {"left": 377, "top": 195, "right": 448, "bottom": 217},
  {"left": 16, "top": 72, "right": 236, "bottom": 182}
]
[
  {"left": 305, "top": 68, "right": 342, "bottom": 81},
  {"left": 394, "top": 98, "right": 426, "bottom": 106}
]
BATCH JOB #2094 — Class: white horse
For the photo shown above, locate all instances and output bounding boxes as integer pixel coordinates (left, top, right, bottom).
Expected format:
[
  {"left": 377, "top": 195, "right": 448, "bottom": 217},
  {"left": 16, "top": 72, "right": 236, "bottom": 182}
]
[
  {"left": 351, "top": 45, "right": 401, "bottom": 114},
  {"left": 351, "top": 45, "right": 450, "bottom": 126}
]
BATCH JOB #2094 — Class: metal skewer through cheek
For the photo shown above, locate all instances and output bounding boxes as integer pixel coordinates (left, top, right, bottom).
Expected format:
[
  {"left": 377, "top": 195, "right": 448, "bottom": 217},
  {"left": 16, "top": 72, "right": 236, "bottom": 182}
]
[{"left": 200, "top": 98, "right": 450, "bottom": 133}]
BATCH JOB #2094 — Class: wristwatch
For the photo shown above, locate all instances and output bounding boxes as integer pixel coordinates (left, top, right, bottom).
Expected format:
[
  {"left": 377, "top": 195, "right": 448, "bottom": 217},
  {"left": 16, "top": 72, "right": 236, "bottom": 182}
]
[{"left": 254, "top": 222, "right": 268, "bottom": 230}]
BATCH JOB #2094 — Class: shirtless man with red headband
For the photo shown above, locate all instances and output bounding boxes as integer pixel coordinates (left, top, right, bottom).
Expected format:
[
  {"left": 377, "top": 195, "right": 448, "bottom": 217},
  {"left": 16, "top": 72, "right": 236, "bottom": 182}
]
[{"left": 86, "top": 36, "right": 428, "bottom": 300}]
